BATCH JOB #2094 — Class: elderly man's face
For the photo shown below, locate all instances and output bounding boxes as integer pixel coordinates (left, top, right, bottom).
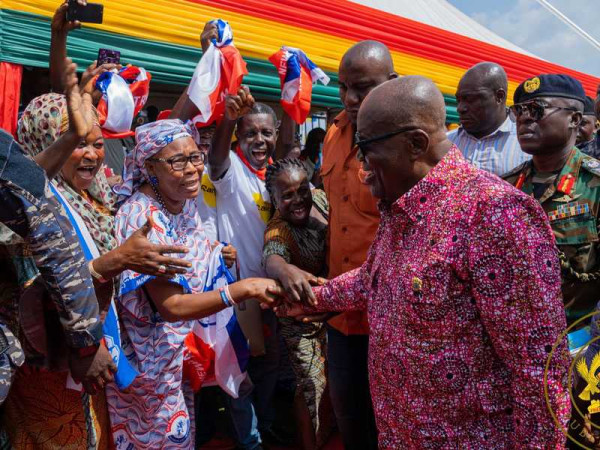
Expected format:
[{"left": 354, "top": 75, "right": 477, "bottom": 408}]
[
  {"left": 338, "top": 59, "right": 392, "bottom": 127},
  {"left": 515, "top": 97, "right": 581, "bottom": 155}
]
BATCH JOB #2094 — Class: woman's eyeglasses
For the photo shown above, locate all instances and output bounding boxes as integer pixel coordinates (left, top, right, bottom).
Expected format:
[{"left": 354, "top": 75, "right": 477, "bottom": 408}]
[
  {"left": 509, "top": 101, "right": 580, "bottom": 122},
  {"left": 148, "top": 152, "right": 206, "bottom": 171},
  {"left": 355, "top": 126, "right": 418, "bottom": 161}
]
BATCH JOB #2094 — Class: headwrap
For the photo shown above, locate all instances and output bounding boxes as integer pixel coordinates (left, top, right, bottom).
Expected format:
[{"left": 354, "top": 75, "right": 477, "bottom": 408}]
[
  {"left": 96, "top": 65, "right": 151, "bottom": 139},
  {"left": 269, "top": 46, "right": 330, "bottom": 124},
  {"left": 16, "top": 93, "right": 118, "bottom": 255},
  {"left": 113, "top": 119, "right": 194, "bottom": 200},
  {"left": 188, "top": 19, "right": 248, "bottom": 126}
]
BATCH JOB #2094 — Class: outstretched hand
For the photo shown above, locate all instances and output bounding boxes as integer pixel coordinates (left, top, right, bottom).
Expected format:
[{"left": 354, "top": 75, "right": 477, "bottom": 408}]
[
  {"left": 225, "top": 86, "right": 255, "bottom": 121},
  {"left": 63, "top": 58, "right": 96, "bottom": 141},
  {"left": 52, "top": 1, "right": 86, "bottom": 35},
  {"left": 118, "top": 216, "right": 192, "bottom": 278}
]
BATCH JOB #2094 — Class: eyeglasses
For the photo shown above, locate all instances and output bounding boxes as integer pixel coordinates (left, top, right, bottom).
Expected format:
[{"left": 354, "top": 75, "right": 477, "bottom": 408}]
[
  {"left": 148, "top": 152, "right": 206, "bottom": 171},
  {"left": 355, "top": 126, "right": 419, "bottom": 161},
  {"left": 509, "top": 101, "right": 580, "bottom": 122}
]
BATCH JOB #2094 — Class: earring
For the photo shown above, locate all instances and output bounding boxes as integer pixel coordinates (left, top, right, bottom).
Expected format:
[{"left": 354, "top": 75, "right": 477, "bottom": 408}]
[{"left": 149, "top": 175, "right": 159, "bottom": 186}]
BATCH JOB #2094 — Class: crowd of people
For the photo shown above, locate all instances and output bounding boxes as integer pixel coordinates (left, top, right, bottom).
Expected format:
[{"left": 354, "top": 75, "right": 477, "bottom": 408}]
[{"left": 1, "top": 1, "right": 600, "bottom": 449}]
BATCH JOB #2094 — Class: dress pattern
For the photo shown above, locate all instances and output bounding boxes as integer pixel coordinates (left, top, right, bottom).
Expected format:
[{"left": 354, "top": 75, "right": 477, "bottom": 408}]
[
  {"left": 312, "top": 147, "right": 570, "bottom": 449},
  {"left": 106, "top": 191, "right": 210, "bottom": 449}
]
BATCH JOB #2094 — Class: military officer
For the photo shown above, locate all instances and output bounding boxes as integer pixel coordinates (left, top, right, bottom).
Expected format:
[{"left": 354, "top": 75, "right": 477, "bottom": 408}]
[{"left": 503, "top": 74, "right": 600, "bottom": 329}]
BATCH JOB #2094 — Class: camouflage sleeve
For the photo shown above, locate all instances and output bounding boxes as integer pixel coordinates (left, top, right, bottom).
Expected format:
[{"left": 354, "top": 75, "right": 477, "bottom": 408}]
[{"left": 0, "top": 131, "right": 102, "bottom": 348}]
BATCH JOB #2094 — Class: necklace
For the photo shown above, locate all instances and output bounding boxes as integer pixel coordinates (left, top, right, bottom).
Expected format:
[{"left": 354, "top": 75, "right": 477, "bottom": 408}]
[{"left": 150, "top": 181, "right": 170, "bottom": 214}]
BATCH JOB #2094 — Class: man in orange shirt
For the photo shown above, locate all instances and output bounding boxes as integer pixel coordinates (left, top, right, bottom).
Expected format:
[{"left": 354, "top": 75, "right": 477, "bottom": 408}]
[{"left": 321, "top": 41, "right": 397, "bottom": 450}]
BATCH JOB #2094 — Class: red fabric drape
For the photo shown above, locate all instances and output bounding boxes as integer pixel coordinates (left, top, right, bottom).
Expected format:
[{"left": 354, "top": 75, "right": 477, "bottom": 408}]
[{"left": 0, "top": 62, "right": 23, "bottom": 137}]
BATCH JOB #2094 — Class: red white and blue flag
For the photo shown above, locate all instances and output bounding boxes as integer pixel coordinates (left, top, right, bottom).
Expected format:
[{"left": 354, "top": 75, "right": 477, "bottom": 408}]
[
  {"left": 269, "top": 46, "right": 330, "bottom": 124},
  {"left": 96, "top": 66, "right": 151, "bottom": 139},
  {"left": 188, "top": 19, "right": 248, "bottom": 126},
  {"left": 183, "top": 243, "right": 249, "bottom": 398}
]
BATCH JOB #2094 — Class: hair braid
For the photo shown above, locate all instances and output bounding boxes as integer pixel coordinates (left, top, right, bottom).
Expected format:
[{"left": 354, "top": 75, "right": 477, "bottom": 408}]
[{"left": 265, "top": 158, "right": 308, "bottom": 205}]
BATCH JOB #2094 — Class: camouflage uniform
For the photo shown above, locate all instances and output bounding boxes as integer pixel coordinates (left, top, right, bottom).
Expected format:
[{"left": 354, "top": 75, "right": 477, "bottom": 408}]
[
  {"left": 0, "top": 130, "right": 102, "bottom": 403},
  {"left": 578, "top": 134, "right": 600, "bottom": 159},
  {"left": 503, "top": 146, "right": 600, "bottom": 327}
]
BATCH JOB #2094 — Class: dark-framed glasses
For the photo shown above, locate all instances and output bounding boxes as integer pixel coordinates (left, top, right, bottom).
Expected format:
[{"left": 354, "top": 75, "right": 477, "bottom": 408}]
[
  {"left": 509, "top": 101, "right": 580, "bottom": 122},
  {"left": 148, "top": 152, "right": 206, "bottom": 171},
  {"left": 355, "top": 126, "right": 419, "bottom": 161}
]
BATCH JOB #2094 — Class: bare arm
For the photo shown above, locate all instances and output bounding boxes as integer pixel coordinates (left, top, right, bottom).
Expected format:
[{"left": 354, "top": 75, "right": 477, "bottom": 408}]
[
  {"left": 275, "top": 111, "right": 297, "bottom": 160},
  {"left": 49, "top": 1, "right": 85, "bottom": 92},
  {"left": 145, "top": 277, "right": 283, "bottom": 322},
  {"left": 209, "top": 86, "right": 255, "bottom": 179}
]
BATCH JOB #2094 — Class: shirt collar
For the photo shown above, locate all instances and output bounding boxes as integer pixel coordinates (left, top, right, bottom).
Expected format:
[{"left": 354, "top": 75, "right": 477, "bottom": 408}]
[
  {"left": 457, "top": 114, "right": 513, "bottom": 140},
  {"left": 384, "top": 145, "right": 470, "bottom": 223},
  {"left": 333, "top": 110, "right": 350, "bottom": 129}
]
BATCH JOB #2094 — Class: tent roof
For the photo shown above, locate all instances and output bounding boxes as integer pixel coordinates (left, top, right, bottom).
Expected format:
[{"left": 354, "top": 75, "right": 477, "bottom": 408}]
[{"left": 352, "top": 0, "right": 537, "bottom": 57}]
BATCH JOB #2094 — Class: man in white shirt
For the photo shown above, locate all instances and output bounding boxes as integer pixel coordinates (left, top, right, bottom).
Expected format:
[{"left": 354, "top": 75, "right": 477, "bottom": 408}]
[{"left": 448, "top": 62, "right": 530, "bottom": 176}]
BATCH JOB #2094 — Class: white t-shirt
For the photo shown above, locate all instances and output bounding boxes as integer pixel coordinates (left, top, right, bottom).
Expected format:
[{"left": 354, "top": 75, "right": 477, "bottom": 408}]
[
  {"left": 197, "top": 152, "right": 273, "bottom": 355},
  {"left": 200, "top": 152, "right": 272, "bottom": 279}
]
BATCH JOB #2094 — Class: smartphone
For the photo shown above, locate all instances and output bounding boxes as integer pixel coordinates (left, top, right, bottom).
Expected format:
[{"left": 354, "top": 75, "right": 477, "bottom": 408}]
[
  {"left": 67, "top": 0, "right": 104, "bottom": 24},
  {"left": 97, "top": 48, "right": 121, "bottom": 66}
]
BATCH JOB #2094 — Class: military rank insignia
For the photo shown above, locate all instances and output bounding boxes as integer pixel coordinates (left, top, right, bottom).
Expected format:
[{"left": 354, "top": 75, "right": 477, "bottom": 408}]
[
  {"left": 523, "top": 77, "right": 541, "bottom": 93},
  {"left": 548, "top": 202, "right": 590, "bottom": 221},
  {"left": 557, "top": 174, "right": 575, "bottom": 195}
]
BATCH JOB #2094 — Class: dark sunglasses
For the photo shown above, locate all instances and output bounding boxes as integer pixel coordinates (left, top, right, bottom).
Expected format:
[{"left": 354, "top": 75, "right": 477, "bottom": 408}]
[
  {"left": 509, "top": 101, "right": 580, "bottom": 122},
  {"left": 148, "top": 152, "right": 206, "bottom": 171},
  {"left": 355, "top": 126, "right": 419, "bottom": 161}
]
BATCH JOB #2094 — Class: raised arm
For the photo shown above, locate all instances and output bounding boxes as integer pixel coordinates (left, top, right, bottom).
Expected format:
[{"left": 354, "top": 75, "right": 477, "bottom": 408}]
[
  {"left": 209, "top": 87, "right": 255, "bottom": 179},
  {"left": 275, "top": 111, "right": 297, "bottom": 160},
  {"left": 49, "top": 0, "right": 85, "bottom": 92},
  {"left": 468, "top": 194, "right": 569, "bottom": 448}
]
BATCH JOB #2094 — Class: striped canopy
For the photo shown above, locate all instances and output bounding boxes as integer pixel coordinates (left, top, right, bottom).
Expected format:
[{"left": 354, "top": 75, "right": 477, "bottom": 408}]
[{"left": 2, "top": 0, "right": 599, "bottom": 123}]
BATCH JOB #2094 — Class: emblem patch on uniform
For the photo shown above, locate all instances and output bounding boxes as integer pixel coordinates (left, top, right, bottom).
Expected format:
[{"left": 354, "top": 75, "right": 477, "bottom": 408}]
[
  {"left": 585, "top": 158, "right": 600, "bottom": 169},
  {"left": 167, "top": 411, "right": 190, "bottom": 444},
  {"left": 524, "top": 77, "right": 541, "bottom": 93},
  {"left": 548, "top": 202, "right": 590, "bottom": 221}
]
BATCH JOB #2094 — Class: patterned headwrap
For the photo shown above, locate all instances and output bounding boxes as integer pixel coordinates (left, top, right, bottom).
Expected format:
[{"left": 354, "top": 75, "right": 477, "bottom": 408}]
[
  {"left": 113, "top": 119, "right": 194, "bottom": 200},
  {"left": 16, "top": 93, "right": 118, "bottom": 255}
]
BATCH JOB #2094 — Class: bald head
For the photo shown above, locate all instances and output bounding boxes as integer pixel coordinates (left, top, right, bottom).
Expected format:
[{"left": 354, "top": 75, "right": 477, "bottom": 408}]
[
  {"left": 341, "top": 40, "right": 394, "bottom": 73},
  {"left": 355, "top": 76, "right": 452, "bottom": 203},
  {"left": 455, "top": 62, "right": 509, "bottom": 138},
  {"left": 358, "top": 76, "right": 447, "bottom": 135},
  {"left": 461, "top": 62, "right": 508, "bottom": 92},
  {"left": 338, "top": 41, "right": 397, "bottom": 126}
]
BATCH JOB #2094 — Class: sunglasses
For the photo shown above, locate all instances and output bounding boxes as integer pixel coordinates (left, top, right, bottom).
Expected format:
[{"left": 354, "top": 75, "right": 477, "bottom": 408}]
[
  {"left": 148, "top": 152, "right": 206, "bottom": 171},
  {"left": 355, "top": 126, "right": 419, "bottom": 161},
  {"left": 509, "top": 101, "right": 580, "bottom": 122}
]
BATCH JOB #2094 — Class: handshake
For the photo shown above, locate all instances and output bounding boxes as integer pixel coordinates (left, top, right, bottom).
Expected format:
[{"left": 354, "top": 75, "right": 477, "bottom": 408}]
[{"left": 248, "top": 264, "right": 332, "bottom": 323}]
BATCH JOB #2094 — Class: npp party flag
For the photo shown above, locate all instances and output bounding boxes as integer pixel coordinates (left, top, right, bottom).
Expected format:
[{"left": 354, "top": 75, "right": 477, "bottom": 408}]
[
  {"left": 183, "top": 243, "right": 249, "bottom": 397},
  {"left": 187, "top": 19, "right": 248, "bottom": 126},
  {"left": 269, "top": 46, "right": 330, "bottom": 124},
  {"left": 96, "top": 66, "right": 151, "bottom": 139},
  {"left": 50, "top": 183, "right": 138, "bottom": 391}
]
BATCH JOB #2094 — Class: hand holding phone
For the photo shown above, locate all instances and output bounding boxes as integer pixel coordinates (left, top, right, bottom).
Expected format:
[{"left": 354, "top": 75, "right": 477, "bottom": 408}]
[{"left": 66, "top": 0, "right": 104, "bottom": 24}]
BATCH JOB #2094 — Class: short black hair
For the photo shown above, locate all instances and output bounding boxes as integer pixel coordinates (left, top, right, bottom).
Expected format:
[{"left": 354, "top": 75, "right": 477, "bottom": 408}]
[
  {"left": 265, "top": 158, "right": 307, "bottom": 203},
  {"left": 237, "top": 103, "right": 278, "bottom": 131}
]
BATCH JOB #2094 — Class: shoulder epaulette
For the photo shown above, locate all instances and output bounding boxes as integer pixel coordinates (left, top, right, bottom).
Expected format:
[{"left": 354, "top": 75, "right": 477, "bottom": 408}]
[{"left": 581, "top": 155, "right": 600, "bottom": 178}]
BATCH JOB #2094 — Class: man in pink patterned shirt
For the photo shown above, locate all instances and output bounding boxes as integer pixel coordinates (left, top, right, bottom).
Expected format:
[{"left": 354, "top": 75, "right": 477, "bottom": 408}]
[{"left": 281, "top": 76, "right": 570, "bottom": 448}]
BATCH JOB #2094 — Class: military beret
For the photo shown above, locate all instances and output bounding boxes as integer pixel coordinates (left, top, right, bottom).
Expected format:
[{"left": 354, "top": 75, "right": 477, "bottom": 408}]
[
  {"left": 513, "top": 74, "right": 586, "bottom": 105},
  {"left": 583, "top": 96, "right": 596, "bottom": 115}
]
